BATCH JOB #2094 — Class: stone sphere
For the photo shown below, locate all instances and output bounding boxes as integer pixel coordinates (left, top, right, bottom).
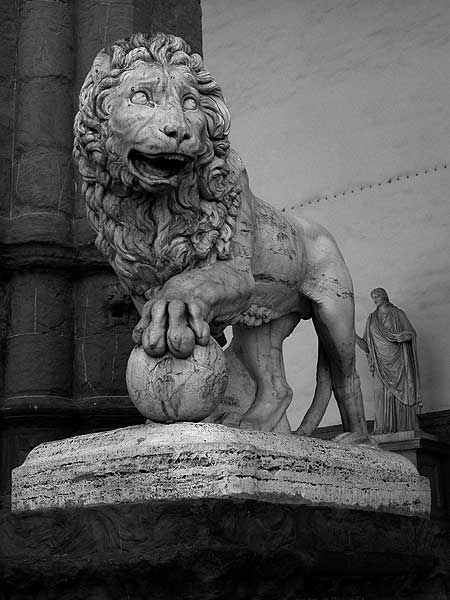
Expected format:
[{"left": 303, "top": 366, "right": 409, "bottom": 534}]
[{"left": 126, "top": 338, "right": 228, "bottom": 423}]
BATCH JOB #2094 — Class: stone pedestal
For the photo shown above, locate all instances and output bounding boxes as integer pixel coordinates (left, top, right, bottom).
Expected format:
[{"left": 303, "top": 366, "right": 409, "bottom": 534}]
[
  {"left": 0, "top": 498, "right": 441, "bottom": 600},
  {"left": 4, "top": 424, "right": 444, "bottom": 598},
  {"left": 12, "top": 423, "right": 430, "bottom": 516},
  {"left": 373, "top": 429, "right": 450, "bottom": 520}
]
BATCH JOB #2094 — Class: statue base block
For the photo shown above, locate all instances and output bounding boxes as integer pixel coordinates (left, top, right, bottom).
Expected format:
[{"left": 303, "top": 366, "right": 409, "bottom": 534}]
[
  {"left": 1, "top": 499, "right": 439, "bottom": 600},
  {"left": 12, "top": 423, "right": 430, "bottom": 516},
  {"left": 373, "top": 429, "right": 450, "bottom": 520}
]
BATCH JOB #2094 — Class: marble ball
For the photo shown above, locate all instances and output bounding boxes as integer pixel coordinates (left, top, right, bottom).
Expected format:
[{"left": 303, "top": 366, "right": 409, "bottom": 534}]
[{"left": 126, "top": 338, "right": 228, "bottom": 423}]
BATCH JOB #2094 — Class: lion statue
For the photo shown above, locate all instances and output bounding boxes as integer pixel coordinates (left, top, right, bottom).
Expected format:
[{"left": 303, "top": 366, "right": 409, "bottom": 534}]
[{"left": 74, "top": 32, "right": 369, "bottom": 440}]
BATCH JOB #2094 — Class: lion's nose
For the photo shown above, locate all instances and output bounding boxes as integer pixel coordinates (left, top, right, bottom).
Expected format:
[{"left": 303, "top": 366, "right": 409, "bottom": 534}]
[{"left": 160, "top": 122, "right": 191, "bottom": 142}]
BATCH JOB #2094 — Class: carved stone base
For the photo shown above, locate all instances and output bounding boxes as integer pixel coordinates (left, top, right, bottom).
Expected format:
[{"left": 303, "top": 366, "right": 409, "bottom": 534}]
[
  {"left": 373, "top": 429, "right": 450, "bottom": 520},
  {"left": 0, "top": 499, "right": 441, "bottom": 600},
  {"left": 12, "top": 423, "right": 430, "bottom": 516}
]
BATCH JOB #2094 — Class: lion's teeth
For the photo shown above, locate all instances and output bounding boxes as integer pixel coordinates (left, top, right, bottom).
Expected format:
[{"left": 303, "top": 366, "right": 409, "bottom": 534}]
[
  {"left": 164, "top": 156, "right": 186, "bottom": 162},
  {"left": 130, "top": 150, "right": 191, "bottom": 180}
]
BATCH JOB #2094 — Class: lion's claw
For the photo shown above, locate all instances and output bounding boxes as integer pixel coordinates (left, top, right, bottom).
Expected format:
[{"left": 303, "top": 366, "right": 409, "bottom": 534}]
[
  {"left": 141, "top": 325, "right": 166, "bottom": 357},
  {"left": 135, "top": 296, "right": 210, "bottom": 357},
  {"left": 167, "top": 325, "right": 195, "bottom": 358}
]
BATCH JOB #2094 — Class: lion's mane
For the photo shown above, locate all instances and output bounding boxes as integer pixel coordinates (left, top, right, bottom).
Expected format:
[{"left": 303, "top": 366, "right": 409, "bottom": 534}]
[{"left": 74, "top": 32, "right": 242, "bottom": 297}]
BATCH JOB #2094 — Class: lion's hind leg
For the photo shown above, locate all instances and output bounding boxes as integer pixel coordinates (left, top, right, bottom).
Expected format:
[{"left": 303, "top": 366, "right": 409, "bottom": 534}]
[
  {"left": 233, "top": 313, "right": 300, "bottom": 433},
  {"left": 308, "top": 273, "right": 369, "bottom": 439}
]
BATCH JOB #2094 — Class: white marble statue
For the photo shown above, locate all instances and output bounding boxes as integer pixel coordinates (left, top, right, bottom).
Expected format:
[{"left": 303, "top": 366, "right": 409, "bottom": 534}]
[
  {"left": 74, "top": 32, "right": 369, "bottom": 441},
  {"left": 356, "top": 288, "right": 422, "bottom": 433}
]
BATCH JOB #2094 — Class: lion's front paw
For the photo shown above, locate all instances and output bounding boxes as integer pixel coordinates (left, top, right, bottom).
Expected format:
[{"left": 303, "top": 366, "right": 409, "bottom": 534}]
[{"left": 132, "top": 297, "right": 210, "bottom": 358}]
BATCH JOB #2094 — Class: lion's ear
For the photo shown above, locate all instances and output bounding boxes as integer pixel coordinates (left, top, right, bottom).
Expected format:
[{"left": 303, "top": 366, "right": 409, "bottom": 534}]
[{"left": 91, "top": 49, "right": 112, "bottom": 83}]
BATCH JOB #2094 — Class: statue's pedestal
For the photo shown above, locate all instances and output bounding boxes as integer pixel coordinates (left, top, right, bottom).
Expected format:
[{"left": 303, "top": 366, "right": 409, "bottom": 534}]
[
  {"left": 4, "top": 424, "right": 445, "bottom": 598},
  {"left": 11, "top": 423, "right": 430, "bottom": 516},
  {"left": 373, "top": 429, "right": 450, "bottom": 520},
  {"left": 0, "top": 498, "right": 437, "bottom": 600}
]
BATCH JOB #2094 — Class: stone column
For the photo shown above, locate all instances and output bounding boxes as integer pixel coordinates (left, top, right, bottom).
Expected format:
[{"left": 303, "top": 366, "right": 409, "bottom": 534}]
[
  {"left": 0, "top": 0, "right": 203, "bottom": 505},
  {"left": 0, "top": 0, "right": 76, "bottom": 507},
  {"left": 0, "top": 0, "right": 201, "bottom": 505}
]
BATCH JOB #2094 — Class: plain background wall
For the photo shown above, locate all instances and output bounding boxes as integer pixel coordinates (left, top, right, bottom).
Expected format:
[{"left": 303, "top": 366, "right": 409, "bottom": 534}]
[{"left": 202, "top": 0, "right": 450, "bottom": 428}]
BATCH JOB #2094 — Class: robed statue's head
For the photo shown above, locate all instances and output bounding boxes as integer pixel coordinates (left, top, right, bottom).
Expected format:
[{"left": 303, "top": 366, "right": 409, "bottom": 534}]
[{"left": 370, "top": 287, "right": 390, "bottom": 306}]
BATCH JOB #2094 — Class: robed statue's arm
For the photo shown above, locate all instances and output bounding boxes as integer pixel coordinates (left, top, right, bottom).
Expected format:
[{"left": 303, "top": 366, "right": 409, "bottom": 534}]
[
  {"left": 356, "top": 319, "right": 375, "bottom": 373},
  {"left": 355, "top": 334, "right": 369, "bottom": 354},
  {"left": 392, "top": 308, "right": 416, "bottom": 343}
]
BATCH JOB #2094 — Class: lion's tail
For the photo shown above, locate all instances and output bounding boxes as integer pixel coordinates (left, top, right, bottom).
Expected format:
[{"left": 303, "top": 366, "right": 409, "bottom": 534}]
[{"left": 294, "top": 341, "right": 332, "bottom": 436}]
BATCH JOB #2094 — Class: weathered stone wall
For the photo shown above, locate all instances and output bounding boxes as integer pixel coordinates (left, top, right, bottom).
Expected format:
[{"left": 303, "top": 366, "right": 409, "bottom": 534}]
[
  {"left": 202, "top": 0, "right": 450, "bottom": 430},
  {"left": 0, "top": 0, "right": 202, "bottom": 507}
]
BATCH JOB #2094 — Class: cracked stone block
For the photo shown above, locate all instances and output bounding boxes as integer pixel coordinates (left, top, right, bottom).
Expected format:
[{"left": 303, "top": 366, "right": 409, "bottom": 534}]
[{"left": 11, "top": 422, "right": 430, "bottom": 517}]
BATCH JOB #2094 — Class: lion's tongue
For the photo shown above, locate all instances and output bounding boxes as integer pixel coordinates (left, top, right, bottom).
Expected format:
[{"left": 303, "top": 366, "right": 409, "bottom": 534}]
[{"left": 136, "top": 155, "right": 187, "bottom": 178}]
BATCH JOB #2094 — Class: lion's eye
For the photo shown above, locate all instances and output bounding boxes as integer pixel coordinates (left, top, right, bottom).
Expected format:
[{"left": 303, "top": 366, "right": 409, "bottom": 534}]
[
  {"left": 131, "top": 91, "right": 154, "bottom": 106},
  {"left": 182, "top": 97, "right": 198, "bottom": 111}
]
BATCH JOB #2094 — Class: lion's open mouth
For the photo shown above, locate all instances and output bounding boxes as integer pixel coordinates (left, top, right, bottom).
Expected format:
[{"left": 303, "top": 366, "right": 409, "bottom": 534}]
[{"left": 129, "top": 150, "right": 192, "bottom": 181}]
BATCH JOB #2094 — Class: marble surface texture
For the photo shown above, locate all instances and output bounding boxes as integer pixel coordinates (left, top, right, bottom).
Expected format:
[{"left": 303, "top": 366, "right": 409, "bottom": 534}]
[
  {"left": 11, "top": 422, "right": 430, "bottom": 517},
  {"left": 126, "top": 340, "right": 228, "bottom": 422}
]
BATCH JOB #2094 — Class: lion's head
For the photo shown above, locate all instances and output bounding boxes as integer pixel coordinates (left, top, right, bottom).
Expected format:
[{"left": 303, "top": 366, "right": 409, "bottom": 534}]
[{"left": 74, "top": 33, "right": 242, "bottom": 297}]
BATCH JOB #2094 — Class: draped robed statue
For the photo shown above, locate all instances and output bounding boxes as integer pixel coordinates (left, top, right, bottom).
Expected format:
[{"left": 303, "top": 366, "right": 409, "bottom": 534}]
[{"left": 356, "top": 288, "right": 422, "bottom": 434}]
